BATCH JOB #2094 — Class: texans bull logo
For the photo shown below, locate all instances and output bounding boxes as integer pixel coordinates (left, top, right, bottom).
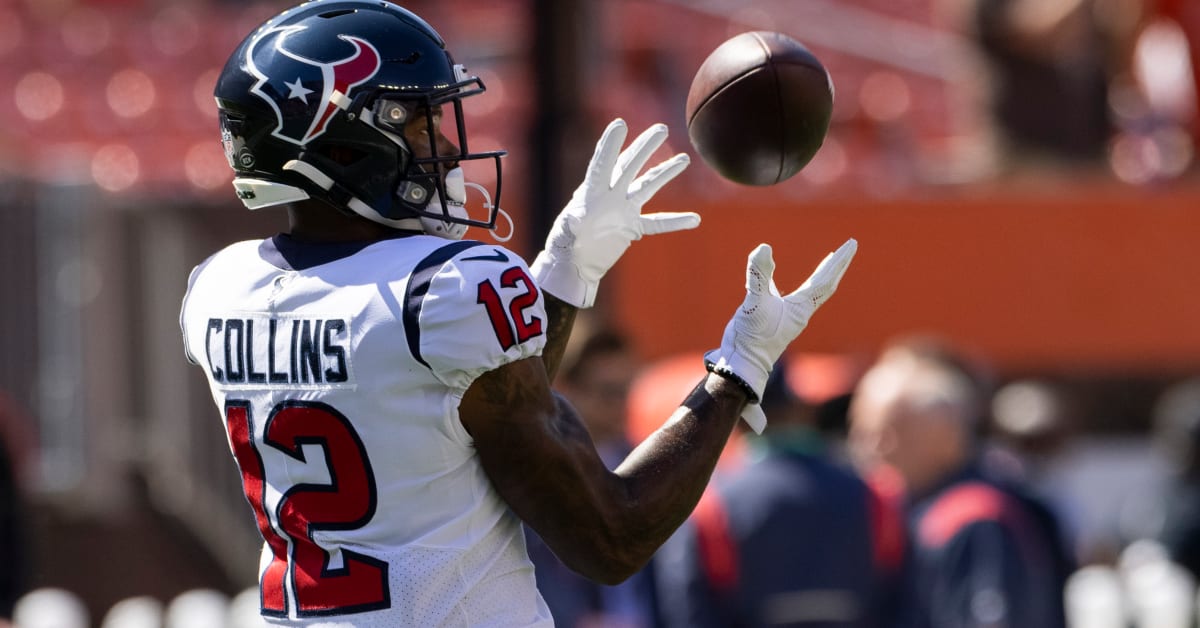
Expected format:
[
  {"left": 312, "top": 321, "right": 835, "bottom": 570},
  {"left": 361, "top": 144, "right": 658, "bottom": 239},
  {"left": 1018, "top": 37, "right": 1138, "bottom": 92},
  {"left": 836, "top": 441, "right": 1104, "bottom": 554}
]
[{"left": 245, "top": 25, "right": 381, "bottom": 146}]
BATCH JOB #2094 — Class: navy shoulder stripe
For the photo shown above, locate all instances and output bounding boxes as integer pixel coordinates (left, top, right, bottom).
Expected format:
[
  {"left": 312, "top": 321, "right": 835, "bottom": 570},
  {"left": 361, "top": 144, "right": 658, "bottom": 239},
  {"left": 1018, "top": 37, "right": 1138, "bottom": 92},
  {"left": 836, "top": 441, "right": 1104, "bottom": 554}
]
[{"left": 403, "top": 240, "right": 488, "bottom": 369}]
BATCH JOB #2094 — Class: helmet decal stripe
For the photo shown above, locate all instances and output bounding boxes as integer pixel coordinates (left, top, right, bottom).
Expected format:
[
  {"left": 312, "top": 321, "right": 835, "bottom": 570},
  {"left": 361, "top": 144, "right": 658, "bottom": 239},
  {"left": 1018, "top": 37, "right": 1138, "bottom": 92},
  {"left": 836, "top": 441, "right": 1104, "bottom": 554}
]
[
  {"left": 245, "top": 27, "right": 381, "bottom": 146},
  {"left": 306, "top": 36, "right": 380, "bottom": 143}
]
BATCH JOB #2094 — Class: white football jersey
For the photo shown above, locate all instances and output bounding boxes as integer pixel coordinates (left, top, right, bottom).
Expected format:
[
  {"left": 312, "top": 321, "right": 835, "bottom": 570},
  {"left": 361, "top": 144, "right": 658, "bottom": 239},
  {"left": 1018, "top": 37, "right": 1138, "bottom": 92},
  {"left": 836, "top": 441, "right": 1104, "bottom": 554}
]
[{"left": 180, "top": 233, "right": 553, "bottom": 627}]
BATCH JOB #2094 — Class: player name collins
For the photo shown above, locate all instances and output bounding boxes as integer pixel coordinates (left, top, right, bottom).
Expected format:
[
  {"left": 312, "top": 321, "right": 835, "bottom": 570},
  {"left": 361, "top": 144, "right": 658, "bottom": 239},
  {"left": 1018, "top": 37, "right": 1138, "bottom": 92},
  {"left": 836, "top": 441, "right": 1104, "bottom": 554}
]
[{"left": 204, "top": 316, "right": 352, "bottom": 387}]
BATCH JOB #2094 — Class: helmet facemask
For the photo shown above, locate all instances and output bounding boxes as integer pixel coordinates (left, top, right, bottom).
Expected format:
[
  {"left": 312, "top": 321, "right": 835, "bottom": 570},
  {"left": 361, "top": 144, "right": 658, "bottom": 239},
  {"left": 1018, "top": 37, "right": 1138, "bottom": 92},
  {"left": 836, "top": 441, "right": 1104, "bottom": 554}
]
[{"left": 353, "top": 71, "right": 505, "bottom": 235}]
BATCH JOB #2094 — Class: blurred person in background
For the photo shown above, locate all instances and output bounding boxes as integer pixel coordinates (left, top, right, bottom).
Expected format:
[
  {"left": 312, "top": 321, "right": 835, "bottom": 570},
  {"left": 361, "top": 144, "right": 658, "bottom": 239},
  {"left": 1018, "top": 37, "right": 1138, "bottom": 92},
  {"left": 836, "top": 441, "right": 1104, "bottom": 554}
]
[
  {"left": 1117, "top": 0, "right": 1200, "bottom": 181},
  {"left": 1150, "top": 0, "right": 1200, "bottom": 146},
  {"left": 179, "top": 0, "right": 858, "bottom": 625},
  {"left": 988, "top": 379, "right": 1077, "bottom": 481},
  {"left": 848, "top": 336, "right": 1073, "bottom": 628},
  {"left": 655, "top": 357, "right": 905, "bottom": 628},
  {"left": 0, "top": 440, "right": 20, "bottom": 624},
  {"left": 0, "top": 390, "right": 33, "bottom": 623},
  {"left": 987, "top": 378, "right": 1085, "bottom": 562},
  {"left": 969, "top": 0, "right": 1123, "bottom": 167},
  {"left": 1149, "top": 377, "right": 1200, "bottom": 580},
  {"left": 525, "top": 322, "right": 661, "bottom": 628}
]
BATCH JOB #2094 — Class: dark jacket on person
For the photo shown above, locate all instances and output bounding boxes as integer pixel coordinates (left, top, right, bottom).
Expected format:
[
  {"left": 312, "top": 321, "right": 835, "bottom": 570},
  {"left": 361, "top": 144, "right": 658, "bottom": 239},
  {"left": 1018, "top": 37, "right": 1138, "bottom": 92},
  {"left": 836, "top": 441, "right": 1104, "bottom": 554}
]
[
  {"left": 657, "top": 429, "right": 906, "bottom": 628},
  {"left": 900, "top": 463, "right": 1073, "bottom": 628}
]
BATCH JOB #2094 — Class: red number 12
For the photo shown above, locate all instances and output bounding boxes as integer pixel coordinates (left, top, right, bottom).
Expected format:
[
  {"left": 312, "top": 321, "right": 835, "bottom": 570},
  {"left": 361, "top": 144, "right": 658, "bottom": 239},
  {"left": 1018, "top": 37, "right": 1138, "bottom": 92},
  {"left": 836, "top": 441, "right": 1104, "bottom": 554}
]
[
  {"left": 477, "top": 266, "right": 544, "bottom": 351},
  {"left": 225, "top": 400, "right": 389, "bottom": 617}
]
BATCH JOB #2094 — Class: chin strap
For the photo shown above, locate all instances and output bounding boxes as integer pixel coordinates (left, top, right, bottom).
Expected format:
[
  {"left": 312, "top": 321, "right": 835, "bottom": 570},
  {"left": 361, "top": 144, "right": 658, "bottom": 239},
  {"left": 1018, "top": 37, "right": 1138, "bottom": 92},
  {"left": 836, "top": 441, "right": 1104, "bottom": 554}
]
[
  {"left": 283, "top": 159, "right": 423, "bottom": 231},
  {"left": 489, "top": 204, "right": 514, "bottom": 243},
  {"left": 460, "top": 179, "right": 513, "bottom": 243}
]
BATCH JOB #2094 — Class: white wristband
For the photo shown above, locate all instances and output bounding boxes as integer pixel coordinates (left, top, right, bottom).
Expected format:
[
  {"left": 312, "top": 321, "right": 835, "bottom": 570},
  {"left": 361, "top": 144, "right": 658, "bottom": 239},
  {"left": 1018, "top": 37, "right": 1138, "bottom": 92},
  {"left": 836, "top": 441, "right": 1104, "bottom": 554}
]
[
  {"left": 741, "top": 404, "right": 767, "bottom": 434},
  {"left": 530, "top": 252, "right": 597, "bottom": 309}
]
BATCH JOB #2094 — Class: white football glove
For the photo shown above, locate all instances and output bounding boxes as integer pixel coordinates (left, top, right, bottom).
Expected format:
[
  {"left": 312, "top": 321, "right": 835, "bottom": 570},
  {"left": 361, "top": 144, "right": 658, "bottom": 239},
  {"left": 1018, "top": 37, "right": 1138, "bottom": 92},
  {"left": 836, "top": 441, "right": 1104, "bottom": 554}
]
[
  {"left": 531, "top": 119, "right": 698, "bottom": 308},
  {"left": 705, "top": 239, "right": 858, "bottom": 434}
]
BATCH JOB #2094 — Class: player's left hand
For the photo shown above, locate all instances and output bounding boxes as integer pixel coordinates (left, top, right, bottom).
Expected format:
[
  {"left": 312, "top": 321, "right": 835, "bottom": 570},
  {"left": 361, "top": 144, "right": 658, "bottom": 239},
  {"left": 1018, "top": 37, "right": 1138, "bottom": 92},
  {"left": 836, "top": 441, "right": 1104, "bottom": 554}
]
[
  {"left": 531, "top": 118, "right": 697, "bottom": 308},
  {"left": 706, "top": 240, "right": 858, "bottom": 433}
]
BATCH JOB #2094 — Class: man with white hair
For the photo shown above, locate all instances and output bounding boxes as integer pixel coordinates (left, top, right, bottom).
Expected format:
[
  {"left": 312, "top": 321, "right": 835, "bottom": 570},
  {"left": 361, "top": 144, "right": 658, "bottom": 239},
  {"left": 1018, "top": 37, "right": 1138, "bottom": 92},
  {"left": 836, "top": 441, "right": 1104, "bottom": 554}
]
[{"left": 848, "top": 336, "right": 1072, "bottom": 628}]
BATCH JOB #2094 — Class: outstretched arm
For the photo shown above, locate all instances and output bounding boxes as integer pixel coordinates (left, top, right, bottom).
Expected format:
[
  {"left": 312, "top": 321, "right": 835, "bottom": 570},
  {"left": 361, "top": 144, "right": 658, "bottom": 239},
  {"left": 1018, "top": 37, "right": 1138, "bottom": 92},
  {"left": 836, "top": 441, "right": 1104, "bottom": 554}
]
[
  {"left": 462, "top": 240, "right": 857, "bottom": 583},
  {"left": 461, "top": 357, "right": 745, "bottom": 584}
]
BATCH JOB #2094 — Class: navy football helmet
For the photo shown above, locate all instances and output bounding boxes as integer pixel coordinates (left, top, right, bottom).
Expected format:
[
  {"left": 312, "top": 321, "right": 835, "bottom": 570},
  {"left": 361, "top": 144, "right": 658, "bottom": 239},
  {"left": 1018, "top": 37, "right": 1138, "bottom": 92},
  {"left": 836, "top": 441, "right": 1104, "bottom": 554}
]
[{"left": 214, "top": 0, "right": 504, "bottom": 232}]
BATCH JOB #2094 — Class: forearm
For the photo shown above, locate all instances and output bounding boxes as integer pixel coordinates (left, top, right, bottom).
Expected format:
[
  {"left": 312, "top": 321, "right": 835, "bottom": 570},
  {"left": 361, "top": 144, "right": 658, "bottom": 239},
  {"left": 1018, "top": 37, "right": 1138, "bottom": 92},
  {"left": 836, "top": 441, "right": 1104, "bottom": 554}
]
[
  {"left": 464, "top": 359, "right": 746, "bottom": 584},
  {"left": 609, "top": 373, "right": 746, "bottom": 568},
  {"left": 539, "top": 292, "right": 578, "bottom": 382},
  {"left": 545, "top": 374, "right": 745, "bottom": 582}
]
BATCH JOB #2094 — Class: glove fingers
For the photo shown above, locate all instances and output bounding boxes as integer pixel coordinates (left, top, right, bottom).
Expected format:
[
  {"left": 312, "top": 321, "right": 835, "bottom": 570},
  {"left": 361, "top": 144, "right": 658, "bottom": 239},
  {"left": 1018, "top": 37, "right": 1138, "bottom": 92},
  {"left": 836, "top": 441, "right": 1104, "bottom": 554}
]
[
  {"left": 628, "top": 153, "right": 690, "bottom": 206},
  {"left": 640, "top": 212, "right": 701, "bottom": 235},
  {"left": 613, "top": 123, "right": 669, "bottom": 189},
  {"left": 745, "top": 244, "right": 776, "bottom": 296},
  {"left": 587, "top": 119, "right": 628, "bottom": 188},
  {"left": 786, "top": 238, "right": 858, "bottom": 307}
]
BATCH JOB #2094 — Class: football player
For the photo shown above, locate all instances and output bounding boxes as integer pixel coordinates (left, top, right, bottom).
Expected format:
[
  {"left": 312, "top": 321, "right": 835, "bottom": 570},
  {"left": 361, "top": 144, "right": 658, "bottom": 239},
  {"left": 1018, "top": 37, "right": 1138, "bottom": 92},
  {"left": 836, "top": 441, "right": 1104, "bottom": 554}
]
[{"left": 180, "top": 1, "right": 857, "bottom": 625}]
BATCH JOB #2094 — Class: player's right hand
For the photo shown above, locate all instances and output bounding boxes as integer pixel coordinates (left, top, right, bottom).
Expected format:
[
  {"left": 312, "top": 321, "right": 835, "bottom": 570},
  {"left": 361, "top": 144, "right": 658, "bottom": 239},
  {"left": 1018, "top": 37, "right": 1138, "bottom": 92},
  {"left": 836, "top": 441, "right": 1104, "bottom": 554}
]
[
  {"left": 530, "top": 118, "right": 697, "bottom": 309},
  {"left": 704, "top": 239, "right": 858, "bottom": 434}
]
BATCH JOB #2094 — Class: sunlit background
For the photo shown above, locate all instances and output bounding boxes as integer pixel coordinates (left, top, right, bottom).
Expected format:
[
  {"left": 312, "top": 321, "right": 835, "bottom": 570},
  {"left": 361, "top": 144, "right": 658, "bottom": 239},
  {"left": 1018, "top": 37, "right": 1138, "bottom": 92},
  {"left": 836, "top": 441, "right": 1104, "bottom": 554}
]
[{"left": 0, "top": 0, "right": 1198, "bottom": 625}]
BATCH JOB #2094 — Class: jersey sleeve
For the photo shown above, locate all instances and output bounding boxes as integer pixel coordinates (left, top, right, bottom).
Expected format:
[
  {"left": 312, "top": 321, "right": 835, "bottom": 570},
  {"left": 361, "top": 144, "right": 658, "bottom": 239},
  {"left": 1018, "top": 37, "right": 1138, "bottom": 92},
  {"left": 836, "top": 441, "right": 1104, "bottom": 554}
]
[
  {"left": 179, "top": 252, "right": 218, "bottom": 366},
  {"left": 410, "top": 244, "right": 547, "bottom": 391}
]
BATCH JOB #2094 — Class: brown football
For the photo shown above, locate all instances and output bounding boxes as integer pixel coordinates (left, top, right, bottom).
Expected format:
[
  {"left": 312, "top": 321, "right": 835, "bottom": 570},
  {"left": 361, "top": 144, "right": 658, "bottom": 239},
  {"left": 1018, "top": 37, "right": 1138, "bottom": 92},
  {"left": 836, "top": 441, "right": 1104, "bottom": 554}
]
[{"left": 685, "top": 31, "right": 834, "bottom": 186}]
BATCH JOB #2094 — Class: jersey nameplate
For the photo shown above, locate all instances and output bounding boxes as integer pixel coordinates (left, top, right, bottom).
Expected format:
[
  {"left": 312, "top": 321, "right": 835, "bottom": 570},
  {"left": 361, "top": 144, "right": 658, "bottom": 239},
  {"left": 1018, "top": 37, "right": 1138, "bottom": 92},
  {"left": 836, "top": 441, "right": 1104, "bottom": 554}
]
[{"left": 204, "top": 315, "right": 353, "bottom": 389}]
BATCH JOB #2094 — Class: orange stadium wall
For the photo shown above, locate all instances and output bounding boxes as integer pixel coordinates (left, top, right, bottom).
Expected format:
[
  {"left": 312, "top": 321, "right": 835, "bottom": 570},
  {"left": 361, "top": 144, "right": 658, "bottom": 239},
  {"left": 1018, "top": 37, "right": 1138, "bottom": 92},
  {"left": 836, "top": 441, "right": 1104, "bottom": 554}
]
[{"left": 609, "top": 181, "right": 1200, "bottom": 375}]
